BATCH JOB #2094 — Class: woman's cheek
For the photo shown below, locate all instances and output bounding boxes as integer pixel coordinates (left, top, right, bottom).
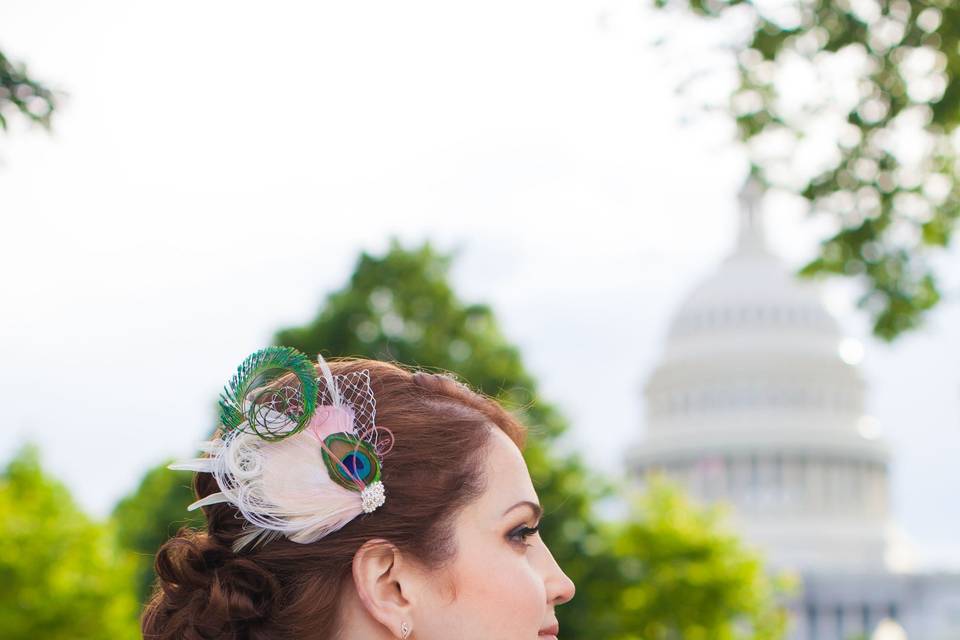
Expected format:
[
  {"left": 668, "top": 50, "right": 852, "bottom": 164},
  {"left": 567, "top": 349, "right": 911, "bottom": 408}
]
[{"left": 460, "top": 549, "right": 542, "bottom": 634}]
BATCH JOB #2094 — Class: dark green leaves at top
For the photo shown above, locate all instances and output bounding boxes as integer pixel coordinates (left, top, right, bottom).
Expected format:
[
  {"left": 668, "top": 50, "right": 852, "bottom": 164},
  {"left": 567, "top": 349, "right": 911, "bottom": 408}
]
[
  {"left": 0, "top": 49, "right": 59, "bottom": 132},
  {"left": 651, "top": 0, "right": 960, "bottom": 340}
]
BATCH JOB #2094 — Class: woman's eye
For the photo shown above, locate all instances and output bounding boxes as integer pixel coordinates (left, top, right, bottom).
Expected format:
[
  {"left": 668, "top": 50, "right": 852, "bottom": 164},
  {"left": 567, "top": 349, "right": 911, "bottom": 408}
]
[{"left": 509, "top": 524, "right": 540, "bottom": 548}]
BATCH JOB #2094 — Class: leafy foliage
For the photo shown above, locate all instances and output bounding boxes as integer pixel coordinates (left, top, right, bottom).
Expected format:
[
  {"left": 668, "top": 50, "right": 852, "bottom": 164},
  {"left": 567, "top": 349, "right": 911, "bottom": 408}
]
[
  {"left": 111, "top": 462, "right": 205, "bottom": 605},
  {"left": 0, "top": 48, "right": 58, "bottom": 132},
  {"left": 651, "top": 0, "right": 960, "bottom": 340},
  {"left": 274, "top": 240, "right": 568, "bottom": 438},
  {"left": 0, "top": 445, "right": 139, "bottom": 639},
  {"left": 607, "top": 475, "right": 797, "bottom": 640}
]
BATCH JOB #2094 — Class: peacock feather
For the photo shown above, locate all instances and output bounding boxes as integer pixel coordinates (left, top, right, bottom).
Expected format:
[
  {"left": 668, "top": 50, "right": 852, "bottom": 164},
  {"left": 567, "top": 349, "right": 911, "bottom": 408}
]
[
  {"left": 322, "top": 433, "right": 382, "bottom": 491},
  {"left": 217, "top": 346, "right": 319, "bottom": 441},
  {"left": 171, "top": 346, "right": 391, "bottom": 551}
]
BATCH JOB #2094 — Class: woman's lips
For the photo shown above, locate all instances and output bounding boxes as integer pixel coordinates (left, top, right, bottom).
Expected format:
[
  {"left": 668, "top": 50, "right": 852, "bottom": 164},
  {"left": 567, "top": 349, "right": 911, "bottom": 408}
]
[{"left": 538, "top": 623, "right": 560, "bottom": 637}]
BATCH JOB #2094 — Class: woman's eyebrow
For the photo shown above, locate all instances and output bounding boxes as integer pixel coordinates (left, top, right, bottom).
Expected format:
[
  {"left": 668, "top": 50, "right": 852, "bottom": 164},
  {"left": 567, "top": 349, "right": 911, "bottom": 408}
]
[{"left": 503, "top": 500, "right": 543, "bottom": 520}]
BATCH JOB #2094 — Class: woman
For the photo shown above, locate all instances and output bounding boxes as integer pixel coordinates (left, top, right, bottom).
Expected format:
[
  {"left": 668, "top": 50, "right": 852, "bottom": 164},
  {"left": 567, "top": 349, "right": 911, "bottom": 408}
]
[{"left": 143, "top": 348, "right": 575, "bottom": 639}]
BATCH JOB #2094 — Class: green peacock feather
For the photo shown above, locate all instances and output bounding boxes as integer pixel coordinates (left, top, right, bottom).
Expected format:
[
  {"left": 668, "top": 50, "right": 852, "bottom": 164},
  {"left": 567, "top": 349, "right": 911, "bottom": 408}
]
[
  {"left": 321, "top": 433, "right": 381, "bottom": 491},
  {"left": 218, "top": 346, "right": 319, "bottom": 441}
]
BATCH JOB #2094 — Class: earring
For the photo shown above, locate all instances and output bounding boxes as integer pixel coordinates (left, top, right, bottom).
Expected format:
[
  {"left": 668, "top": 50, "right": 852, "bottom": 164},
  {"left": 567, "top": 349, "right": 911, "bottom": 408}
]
[{"left": 400, "top": 621, "right": 411, "bottom": 639}]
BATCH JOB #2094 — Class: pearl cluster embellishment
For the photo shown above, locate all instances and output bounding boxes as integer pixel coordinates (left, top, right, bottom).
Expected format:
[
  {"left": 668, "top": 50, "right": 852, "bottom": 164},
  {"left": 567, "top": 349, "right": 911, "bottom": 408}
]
[{"left": 361, "top": 480, "right": 386, "bottom": 513}]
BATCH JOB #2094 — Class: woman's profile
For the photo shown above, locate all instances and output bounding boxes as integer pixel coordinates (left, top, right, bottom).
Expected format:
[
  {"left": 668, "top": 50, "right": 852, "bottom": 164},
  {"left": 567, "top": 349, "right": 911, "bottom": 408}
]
[{"left": 142, "top": 347, "right": 575, "bottom": 639}]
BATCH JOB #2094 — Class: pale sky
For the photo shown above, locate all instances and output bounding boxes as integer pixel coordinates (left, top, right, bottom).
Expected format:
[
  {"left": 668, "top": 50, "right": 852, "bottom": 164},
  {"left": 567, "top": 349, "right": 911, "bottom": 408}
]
[{"left": 1, "top": 1, "right": 958, "bottom": 570}]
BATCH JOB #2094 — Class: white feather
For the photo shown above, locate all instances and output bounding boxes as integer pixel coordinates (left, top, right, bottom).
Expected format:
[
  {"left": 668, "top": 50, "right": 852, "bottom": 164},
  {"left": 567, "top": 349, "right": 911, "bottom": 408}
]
[
  {"left": 317, "top": 354, "right": 341, "bottom": 406},
  {"left": 187, "top": 492, "right": 230, "bottom": 510},
  {"left": 168, "top": 459, "right": 215, "bottom": 473},
  {"left": 232, "top": 526, "right": 283, "bottom": 553},
  {"left": 197, "top": 441, "right": 224, "bottom": 454},
  {"left": 204, "top": 427, "right": 363, "bottom": 550},
  {"left": 169, "top": 355, "right": 382, "bottom": 552}
]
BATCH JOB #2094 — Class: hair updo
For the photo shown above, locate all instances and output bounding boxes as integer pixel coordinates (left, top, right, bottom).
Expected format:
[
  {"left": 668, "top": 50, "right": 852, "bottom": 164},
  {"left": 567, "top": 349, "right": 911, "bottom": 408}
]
[{"left": 142, "top": 358, "right": 527, "bottom": 640}]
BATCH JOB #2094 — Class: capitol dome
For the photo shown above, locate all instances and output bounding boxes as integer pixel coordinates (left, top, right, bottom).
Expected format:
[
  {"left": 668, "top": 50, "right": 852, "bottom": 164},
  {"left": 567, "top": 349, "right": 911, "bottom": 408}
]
[{"left": 627, "top": 178, "right": 892, "bottom": 573}]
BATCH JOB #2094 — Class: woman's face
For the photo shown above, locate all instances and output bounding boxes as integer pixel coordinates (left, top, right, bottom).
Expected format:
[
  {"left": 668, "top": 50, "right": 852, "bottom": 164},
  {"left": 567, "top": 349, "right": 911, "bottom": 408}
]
[{"left": 412, "top": 428, "right": 576, "bottom": 639}]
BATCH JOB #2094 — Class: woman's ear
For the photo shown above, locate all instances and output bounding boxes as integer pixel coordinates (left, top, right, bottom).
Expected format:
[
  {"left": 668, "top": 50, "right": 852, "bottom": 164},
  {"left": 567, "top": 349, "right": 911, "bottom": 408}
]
[{"left": 351, "top": 538, "right": 419, "bottom": 637}]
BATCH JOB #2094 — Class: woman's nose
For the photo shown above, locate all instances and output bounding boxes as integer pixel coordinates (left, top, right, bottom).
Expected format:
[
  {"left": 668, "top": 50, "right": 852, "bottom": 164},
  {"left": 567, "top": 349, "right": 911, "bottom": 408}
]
[
  {"left": 549, "top": 569, "right": 576, "bottom": 606},
  {"left": 541, "top": 544, "right": 576, "bottom": 605}
]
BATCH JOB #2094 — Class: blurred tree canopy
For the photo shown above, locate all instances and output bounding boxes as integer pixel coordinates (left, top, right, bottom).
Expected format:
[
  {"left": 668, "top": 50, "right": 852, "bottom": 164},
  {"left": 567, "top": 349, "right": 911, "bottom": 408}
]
[
  {"left": 113, "top": 239, "right": 791, "bottom": 638},
  {"left": 608, "top": 476, "right": 796, "bottom": 640},
  {"left": 0, "top": 445, "right": 139, "bottom": 639},
  {"left": 111, "top": 462, "right": 204, "bottom": 605},
  {"left": 651, "top": 0, "right": 960, "bottom": 340},
  {"left": 0, "top": 48, "right": 58, "bottom": 133}
]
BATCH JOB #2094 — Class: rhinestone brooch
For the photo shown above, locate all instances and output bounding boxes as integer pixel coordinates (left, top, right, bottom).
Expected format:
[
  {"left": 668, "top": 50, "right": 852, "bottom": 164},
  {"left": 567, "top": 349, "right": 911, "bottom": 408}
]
[{"left": 361, "top": 480, "right": 386, "bottom": 513}]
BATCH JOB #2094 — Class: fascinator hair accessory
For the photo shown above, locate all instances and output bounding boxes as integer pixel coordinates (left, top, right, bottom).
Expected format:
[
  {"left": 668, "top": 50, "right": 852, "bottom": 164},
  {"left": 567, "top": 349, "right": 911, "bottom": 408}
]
[{"left": 169, "top": 347, "right": 394, "bottom": 552}]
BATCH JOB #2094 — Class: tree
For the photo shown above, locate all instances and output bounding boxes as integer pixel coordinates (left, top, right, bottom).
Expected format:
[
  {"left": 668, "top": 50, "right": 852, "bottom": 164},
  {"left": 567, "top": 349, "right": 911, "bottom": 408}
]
[
  {"left": 608, "top": 475, "right": 797, "bottom": 640},
  {"left": 651, "top": 0, "right": 960, "bottom": 340},
  {"left": 111, "top": 462, "right": 205, "bottom": 605},
  {"left": 274, "top": 241, "right": 568, "bottom": 439},
  {"left": 0, "top": 48, "right": 59, "bottom": 133},
  {"left": 0, "top": 445, "right": 139, "bottom": 639}
]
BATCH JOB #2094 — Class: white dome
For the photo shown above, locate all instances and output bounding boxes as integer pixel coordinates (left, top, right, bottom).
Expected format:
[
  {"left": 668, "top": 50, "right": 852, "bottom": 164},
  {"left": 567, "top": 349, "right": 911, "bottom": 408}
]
[
  {"left": 662, "top": 187, "right": 845, "bottom": 367},
  {"left": 645, "top": 207, "right": 871, "bottom": 443},
  {"left": 628, "top": 179, "right": 892, "bottom": 573},
  {"left": 667, "top": 242, "right": 840, "bottom": 344}
]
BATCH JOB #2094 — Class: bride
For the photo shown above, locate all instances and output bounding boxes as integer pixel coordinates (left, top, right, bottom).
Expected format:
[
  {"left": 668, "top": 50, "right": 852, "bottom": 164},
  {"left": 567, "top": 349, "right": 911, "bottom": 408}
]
[{"left": 142, "top": 348, "right": 575, "bottom": 639}]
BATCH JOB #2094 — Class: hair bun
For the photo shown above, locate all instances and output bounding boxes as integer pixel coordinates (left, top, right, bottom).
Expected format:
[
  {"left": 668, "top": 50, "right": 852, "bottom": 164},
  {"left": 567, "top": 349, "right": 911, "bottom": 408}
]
[{"left": 148, "top": 531, "right": 281, "bottom": 637}]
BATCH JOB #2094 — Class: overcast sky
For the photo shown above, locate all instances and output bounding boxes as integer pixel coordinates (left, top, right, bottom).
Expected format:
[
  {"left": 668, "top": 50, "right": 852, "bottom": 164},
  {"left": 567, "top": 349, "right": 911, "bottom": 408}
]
[{"left": 2, "top": 0, "right": 958, "bottom": 571}]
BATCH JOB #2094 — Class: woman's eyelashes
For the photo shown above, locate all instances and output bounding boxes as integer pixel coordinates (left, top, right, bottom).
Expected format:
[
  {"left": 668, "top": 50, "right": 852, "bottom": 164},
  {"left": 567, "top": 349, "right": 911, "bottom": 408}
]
[{"left": 508, "top": 522, "right": 541, "bottom": 548}]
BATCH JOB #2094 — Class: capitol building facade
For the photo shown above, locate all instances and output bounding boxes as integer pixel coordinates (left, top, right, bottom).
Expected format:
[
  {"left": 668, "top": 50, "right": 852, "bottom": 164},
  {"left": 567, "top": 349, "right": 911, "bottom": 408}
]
[{"left": 626, "top": 180, "right": 960, "bottom": 640}]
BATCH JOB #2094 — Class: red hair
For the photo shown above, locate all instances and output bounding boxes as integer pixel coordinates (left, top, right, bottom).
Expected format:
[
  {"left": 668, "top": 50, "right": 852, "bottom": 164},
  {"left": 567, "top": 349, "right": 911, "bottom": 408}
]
[{"left": 142, "top": 358, "right": 527, "bottom": 639}]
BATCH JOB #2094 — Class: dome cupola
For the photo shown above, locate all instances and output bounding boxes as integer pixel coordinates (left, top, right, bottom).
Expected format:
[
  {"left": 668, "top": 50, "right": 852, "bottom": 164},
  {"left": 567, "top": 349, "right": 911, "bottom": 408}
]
[{"left": 628, "top": 177, "right": 892, "bottom": 573}]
